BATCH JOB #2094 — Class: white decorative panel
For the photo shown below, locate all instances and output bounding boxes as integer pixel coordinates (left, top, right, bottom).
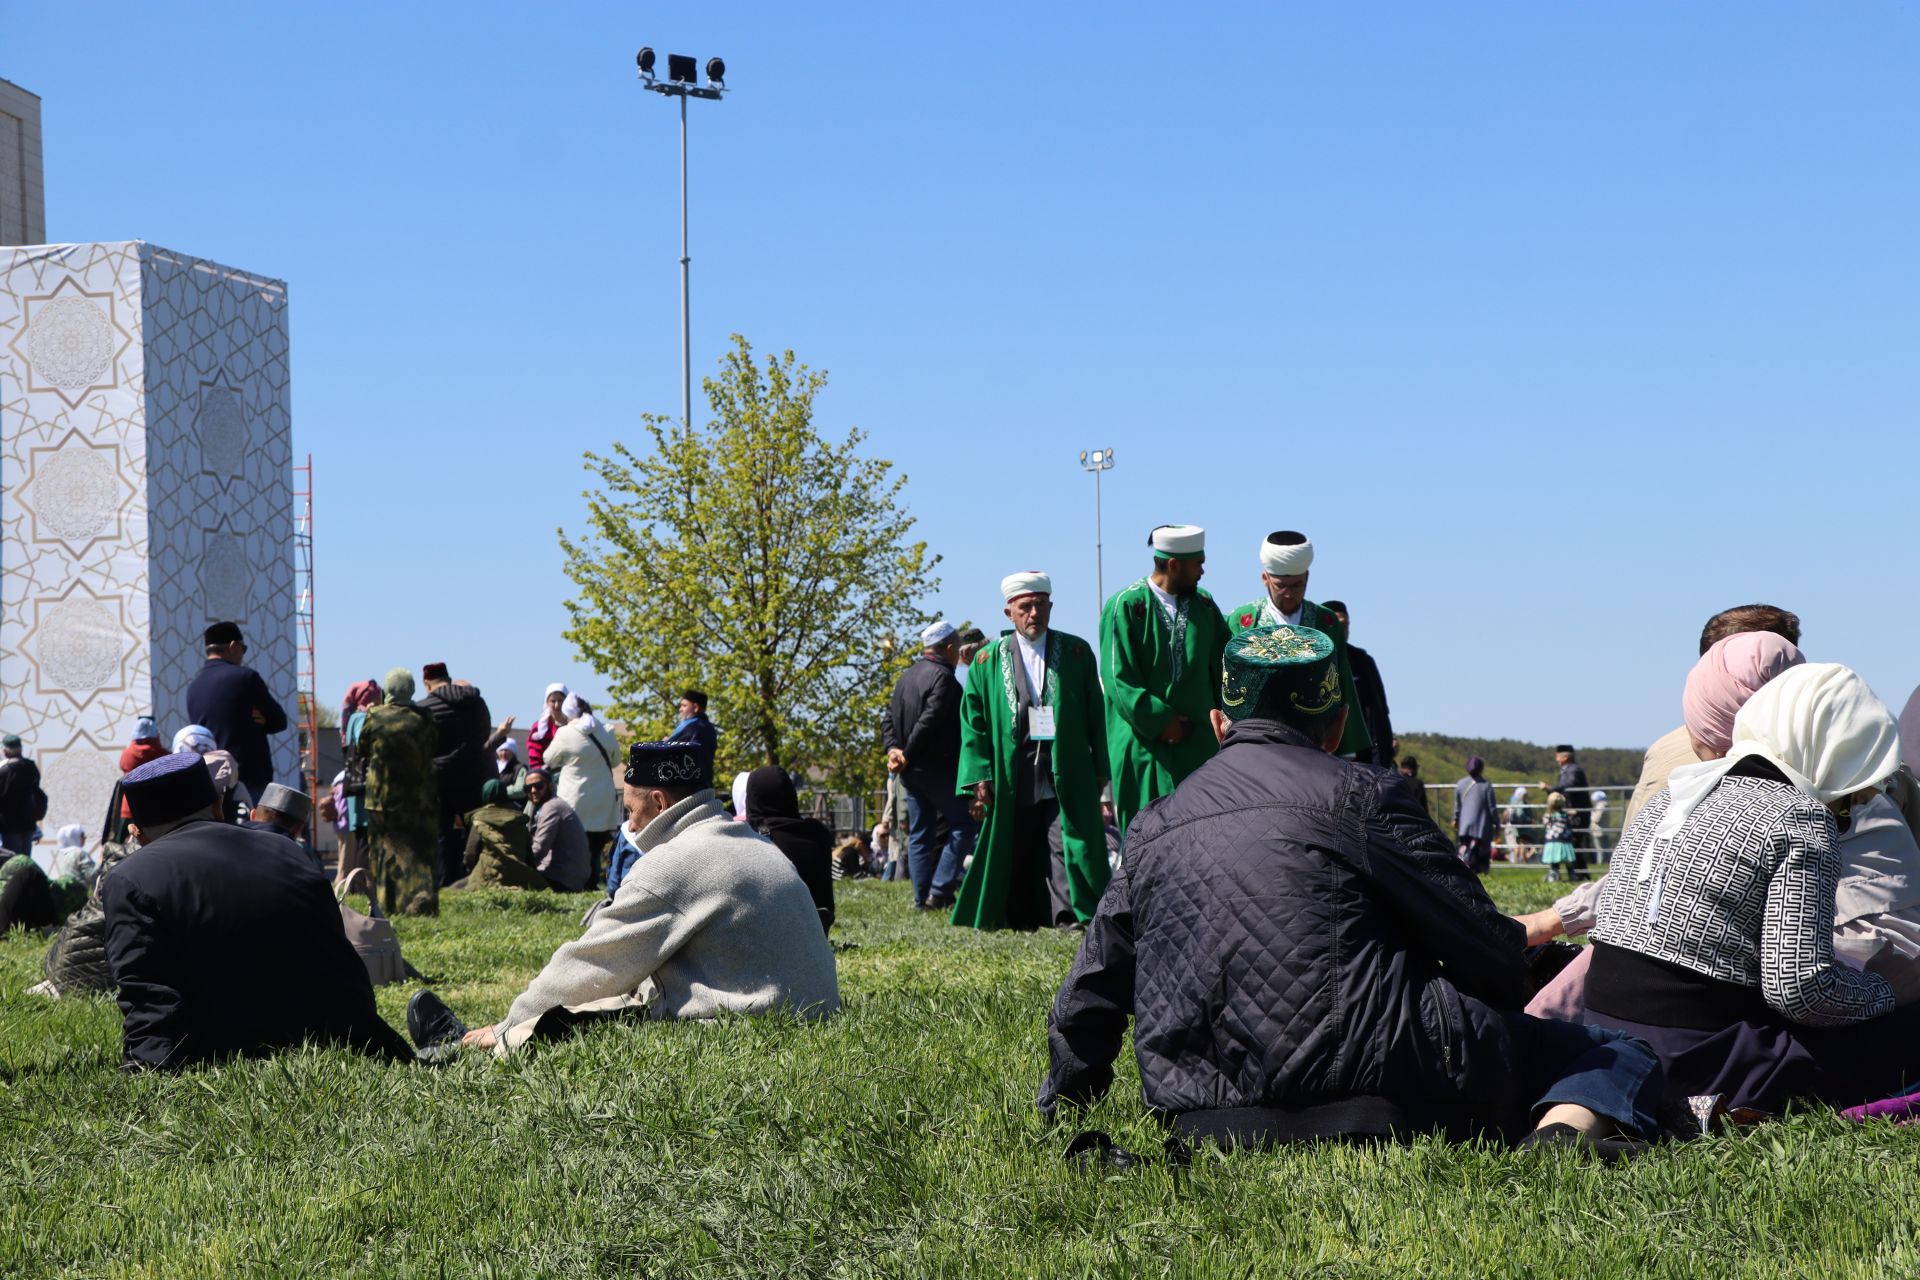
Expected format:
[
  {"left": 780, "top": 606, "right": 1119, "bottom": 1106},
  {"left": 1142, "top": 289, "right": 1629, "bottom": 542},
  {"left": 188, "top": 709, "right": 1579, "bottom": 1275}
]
[{"left": 0, "top": 242, "right": 296, "bottom": 843}]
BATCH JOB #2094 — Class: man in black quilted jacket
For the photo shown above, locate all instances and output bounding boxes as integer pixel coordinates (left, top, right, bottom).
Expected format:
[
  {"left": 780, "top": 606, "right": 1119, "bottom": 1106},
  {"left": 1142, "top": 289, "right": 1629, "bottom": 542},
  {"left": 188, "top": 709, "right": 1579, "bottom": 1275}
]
[{"left": 1039, "top": 625, "right": 1666, "bottom": 1154}]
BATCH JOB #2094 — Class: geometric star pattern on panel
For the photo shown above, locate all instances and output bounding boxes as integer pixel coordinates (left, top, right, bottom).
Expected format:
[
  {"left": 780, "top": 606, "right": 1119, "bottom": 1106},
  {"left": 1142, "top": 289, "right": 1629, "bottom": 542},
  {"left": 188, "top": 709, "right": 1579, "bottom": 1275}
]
[
  {"left": 198, "top": 527, "right": 253, "bottom": 621},
  {"left": 2, "top": 241, "right": 298, "bottom": 844},
  {"left": 36, "top": 732, "right": 126, "bottom": 835},
  {"left": 17, "top": 580, "right": 142, "bottom": 708},
  {"left": 4, "top": 275, "right": 136, "bottom": 410},
  {"left": 15, "top": 429, "right": 137, "bottom": 557},
  {"left": 194, "top": 375, "right": 247, "bottom": 477}
]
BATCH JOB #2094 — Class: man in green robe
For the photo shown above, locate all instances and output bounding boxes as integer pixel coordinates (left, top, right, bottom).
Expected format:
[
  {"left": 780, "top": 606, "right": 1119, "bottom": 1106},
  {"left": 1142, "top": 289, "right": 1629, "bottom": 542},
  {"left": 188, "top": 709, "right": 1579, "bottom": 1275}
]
[
  {"left": 1099, "top": 523, "right": 1229, "bottom": 841},
  {"left": 1224, "top": 530, "right": 1375, "bottom": 762},
  {"left": 954, "top": 570, "right": 1110, "bottom": 930}
]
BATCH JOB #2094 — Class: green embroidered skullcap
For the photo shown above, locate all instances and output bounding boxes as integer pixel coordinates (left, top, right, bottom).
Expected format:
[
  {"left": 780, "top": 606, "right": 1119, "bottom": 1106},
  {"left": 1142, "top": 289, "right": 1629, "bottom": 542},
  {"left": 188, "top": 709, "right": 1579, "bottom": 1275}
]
[{"left": 1220, "top": 624, "right": 1343, "bottom": 728}]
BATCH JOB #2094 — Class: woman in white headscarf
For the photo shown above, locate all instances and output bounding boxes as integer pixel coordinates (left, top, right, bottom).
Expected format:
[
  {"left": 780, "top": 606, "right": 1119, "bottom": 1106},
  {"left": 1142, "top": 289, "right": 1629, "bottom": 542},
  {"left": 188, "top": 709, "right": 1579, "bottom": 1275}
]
[
  {"left": 539, "top": 693, "right": 621, "bottom": 878},
  {"left": 172, "top": 724, "right": 252, "bottom": 820},
  {"left": 1584, "top": 663, "right": 1916, "bottom": 1114},
  {"left": 526, "top": 683, "right": 569, "bottom": 771}
]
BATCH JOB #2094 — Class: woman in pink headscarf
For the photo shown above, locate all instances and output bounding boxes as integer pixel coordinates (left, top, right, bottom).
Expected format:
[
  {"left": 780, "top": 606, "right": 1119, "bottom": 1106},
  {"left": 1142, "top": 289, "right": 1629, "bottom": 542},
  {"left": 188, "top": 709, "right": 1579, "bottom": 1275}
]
[
  {"left": 1517, "top": 634, "right": 1804, "bottom": 1014},
  {"left": 1525, "top": 637, "right": 1920, "bottom": 1028},
  {"left": 339, "top": 679, "right": 384, "bottom": 748},
  {"left": 1681, "top": 632, "right": 1806, "bottom": 760}
]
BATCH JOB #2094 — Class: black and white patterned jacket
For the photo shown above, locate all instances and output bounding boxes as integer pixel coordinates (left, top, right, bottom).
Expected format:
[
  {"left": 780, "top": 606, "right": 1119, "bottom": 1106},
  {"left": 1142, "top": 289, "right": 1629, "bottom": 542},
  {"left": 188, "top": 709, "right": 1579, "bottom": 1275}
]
[{"left": 1593, "top": 771, "right": 1894, "bottom": 1027}]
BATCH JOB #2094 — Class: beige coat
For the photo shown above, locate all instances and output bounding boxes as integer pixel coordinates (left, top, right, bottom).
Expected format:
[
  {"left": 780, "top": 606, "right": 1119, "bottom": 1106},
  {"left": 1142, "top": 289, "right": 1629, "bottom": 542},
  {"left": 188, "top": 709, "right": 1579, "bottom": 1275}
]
[
  {"left": 494, "top": 792, "right": 840, "bottom": 1054},
  {"left": 541, "top": 721, "right": 623, "bottom": 832}
]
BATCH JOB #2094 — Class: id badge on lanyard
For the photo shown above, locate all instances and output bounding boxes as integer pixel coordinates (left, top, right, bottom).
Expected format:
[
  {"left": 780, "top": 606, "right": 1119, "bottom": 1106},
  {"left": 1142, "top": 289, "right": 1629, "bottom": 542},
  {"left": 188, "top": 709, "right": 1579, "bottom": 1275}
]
[{"left": 1027, "top": 706, "right": 1057, "bottom": 740}]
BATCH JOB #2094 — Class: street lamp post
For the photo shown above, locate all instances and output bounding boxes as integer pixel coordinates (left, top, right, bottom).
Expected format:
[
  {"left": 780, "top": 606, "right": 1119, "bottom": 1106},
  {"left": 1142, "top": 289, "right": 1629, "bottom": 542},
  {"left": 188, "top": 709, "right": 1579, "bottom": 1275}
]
[
  {"left": 637, "top": 48, "right": 727, "bottom": 436},
  {"left": 1078, "top": 448, "right": 1116, "bottom": 604}
]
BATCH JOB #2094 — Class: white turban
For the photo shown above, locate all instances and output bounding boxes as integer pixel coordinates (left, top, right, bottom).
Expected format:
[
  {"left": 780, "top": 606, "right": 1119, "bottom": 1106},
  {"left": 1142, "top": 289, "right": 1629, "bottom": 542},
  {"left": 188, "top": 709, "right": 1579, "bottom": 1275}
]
[
  {"left": 1000, "top": 570, "right": 1053, "bottom": 601},
  {"left": 920, "top": 620, "right": 957, "bottom": 647},
  {"left": 1260, "top": 532, "right": 1314, "bottom": 577},
  {"left": 1149, "top": 524, "right": 1205, "bottom": 557},
  {"left": 545, "top": 682, "right": 569, "bottom": 699}
]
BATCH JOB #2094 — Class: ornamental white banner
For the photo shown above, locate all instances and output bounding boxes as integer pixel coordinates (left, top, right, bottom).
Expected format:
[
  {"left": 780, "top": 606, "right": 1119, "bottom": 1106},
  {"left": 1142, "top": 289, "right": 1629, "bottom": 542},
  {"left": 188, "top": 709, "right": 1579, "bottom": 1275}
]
[{"left": 0, "top": 242, "right": 297, "bottom": 841}]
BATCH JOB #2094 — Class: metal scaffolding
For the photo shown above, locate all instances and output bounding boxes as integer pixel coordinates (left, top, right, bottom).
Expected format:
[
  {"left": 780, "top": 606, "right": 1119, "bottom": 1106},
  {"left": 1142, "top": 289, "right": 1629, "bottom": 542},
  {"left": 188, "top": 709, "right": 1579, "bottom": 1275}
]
[{"left": 293, "top": 455, "right": 318, "bottom": 819}]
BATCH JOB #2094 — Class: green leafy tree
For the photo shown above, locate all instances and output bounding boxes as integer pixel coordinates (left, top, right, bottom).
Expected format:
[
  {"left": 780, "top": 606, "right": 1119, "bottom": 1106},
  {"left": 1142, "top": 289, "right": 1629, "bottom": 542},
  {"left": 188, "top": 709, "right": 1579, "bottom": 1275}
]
[{"left": 559, "top": 334, "right": 939, "bottom": 794}]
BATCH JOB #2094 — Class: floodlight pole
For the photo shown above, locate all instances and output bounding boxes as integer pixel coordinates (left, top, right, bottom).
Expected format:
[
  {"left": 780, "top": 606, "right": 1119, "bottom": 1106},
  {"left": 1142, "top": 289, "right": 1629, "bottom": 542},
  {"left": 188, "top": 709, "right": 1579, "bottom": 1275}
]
[
  {"left": 1079, "top": 448, "right": 1116, "bottom": 604},
  {"left": 639, "top": 54, "right": 725, "bottom": 438},
  {"left": 678, "top": 92, "right": 690, "bottom": 439}
]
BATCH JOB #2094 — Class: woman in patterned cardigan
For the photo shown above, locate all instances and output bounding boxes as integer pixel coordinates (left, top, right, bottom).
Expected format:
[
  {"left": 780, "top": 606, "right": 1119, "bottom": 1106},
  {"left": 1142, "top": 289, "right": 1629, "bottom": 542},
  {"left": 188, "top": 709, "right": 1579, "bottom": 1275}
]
[{"left": 1585, "top": 663, "right": 1915, "bottom": 1114}]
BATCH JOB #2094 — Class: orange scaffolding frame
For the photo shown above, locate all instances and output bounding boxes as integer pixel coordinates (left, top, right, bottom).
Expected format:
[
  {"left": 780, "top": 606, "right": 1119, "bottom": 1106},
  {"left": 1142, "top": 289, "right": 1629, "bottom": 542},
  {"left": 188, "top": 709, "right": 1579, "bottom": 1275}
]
[{"left": 294, "top": 455, "right": 318, "bottom": 824}]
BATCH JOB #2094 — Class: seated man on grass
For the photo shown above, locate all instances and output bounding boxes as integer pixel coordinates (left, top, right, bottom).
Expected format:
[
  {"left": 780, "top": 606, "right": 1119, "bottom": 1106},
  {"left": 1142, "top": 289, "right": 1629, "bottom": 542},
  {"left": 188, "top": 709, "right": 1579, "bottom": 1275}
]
[
  {"left": 408, "top": 740, "right": 840, "bottom": 1056},
  {"left": 105, "top": 753, "right": 412, "bottom": 1070},
  {"left": 1039, "top": 625, "right": 1666, "bottom": 1156}
]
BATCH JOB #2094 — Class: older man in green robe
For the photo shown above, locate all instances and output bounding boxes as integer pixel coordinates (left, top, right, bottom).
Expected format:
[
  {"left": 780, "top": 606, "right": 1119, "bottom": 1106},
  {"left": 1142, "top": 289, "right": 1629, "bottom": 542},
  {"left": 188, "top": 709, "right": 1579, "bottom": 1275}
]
[
  {"left": 1100, "top": 524, "right": 1229, "bottom": 841},
  {"left": 954, "top": 571, "right": 1110, "bottom": 930},
  {"left": 1225, "top": 531, "right": 1375, "bottom": 762}
]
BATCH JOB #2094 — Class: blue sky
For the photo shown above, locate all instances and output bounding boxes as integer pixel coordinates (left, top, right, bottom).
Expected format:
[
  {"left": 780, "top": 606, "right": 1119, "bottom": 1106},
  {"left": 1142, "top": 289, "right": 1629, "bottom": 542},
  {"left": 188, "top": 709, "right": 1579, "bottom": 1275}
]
[{"left": 13, "top": 2, "right": 1918, "bottom": 754}]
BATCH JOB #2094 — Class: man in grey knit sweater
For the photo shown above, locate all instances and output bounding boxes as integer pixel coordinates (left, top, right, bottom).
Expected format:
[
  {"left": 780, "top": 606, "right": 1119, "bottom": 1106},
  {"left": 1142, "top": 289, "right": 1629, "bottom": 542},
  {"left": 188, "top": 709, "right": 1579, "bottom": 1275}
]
[{"left": 428, "top": 740, "right": 840, "bottom": 1057}]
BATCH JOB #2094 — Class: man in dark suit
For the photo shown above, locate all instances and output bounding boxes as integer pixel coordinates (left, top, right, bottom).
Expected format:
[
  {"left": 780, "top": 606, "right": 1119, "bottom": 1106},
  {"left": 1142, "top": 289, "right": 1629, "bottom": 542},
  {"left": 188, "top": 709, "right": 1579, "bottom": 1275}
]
[
  {"left": 1541, "top": 745, "right": 1593, "bottom": 881},
  {"left": 667, "top": 689, "right": 719, "bottom": 753},
  {"left": 104, "top": 753, "right": 411, "bottom": 1070},
  {"left": 881, "top": 621, "right": 975, "bottom": 911},
  {"left": 185, "top": 620, "right": 289, "bottom": 801},
  {"left": 1320, "top": 601, "right": 1395, "bottom": 768},
  {"left": 418, "top": 662, "right": 500, "bottom": 884}
]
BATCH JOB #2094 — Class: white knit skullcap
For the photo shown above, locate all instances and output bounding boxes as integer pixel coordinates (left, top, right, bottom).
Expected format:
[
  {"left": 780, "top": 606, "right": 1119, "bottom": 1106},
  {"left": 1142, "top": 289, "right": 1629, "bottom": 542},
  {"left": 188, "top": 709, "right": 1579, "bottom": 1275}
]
[{"left": 921, "top": 620, "right": 957, "bottom": 646}]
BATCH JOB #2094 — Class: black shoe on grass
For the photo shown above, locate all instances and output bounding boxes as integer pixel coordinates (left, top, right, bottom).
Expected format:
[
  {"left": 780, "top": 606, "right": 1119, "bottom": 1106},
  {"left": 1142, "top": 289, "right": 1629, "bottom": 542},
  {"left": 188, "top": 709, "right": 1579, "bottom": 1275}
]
[
  {"left": 406, "top": 990, "right": 468, "bottom": 1051},
  {"left": 1517, "top": 1122, "right": 1652, "bottom": 1162}
]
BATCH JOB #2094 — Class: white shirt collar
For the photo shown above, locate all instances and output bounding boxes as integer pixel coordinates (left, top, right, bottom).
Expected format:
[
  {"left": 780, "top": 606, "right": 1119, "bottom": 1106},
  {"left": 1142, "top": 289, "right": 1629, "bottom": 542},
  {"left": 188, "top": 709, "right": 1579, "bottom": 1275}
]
[
  {"left": 1013, "top": 629, "right": 1048, "bottom": 693},
  {"left": 1262, "top": 599, "right": 1302, "bottom": 628},
  {"left": 1147, "top": 579, "right": 1180, "bottom": 620}
]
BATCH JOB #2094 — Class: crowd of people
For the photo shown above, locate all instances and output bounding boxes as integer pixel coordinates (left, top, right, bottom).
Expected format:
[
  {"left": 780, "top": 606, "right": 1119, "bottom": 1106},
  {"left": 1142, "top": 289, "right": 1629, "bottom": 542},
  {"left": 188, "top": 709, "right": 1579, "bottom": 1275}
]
[{"left": 4, "top": 546, "right": 1919, "bottom": 1160}]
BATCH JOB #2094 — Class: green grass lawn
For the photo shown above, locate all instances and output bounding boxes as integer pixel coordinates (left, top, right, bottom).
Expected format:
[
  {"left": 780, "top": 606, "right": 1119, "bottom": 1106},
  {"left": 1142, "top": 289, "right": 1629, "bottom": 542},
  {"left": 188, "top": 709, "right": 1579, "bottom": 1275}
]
[{"left": 5, "top": 870, "right": 1920, "bottom": 1277}]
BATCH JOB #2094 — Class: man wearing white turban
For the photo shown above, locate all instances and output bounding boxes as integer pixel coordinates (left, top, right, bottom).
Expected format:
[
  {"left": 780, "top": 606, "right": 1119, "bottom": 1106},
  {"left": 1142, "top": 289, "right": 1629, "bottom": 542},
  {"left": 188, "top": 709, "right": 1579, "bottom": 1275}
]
[
  {"left": 1099, "top": 525, "right": 1228, "bottom": 841},
  {"left": 953, "top": 573, "right": 1111, "bottom": 930},
  {"left": 1225, "top": 532, "right": 1373, "bottom": 760}
]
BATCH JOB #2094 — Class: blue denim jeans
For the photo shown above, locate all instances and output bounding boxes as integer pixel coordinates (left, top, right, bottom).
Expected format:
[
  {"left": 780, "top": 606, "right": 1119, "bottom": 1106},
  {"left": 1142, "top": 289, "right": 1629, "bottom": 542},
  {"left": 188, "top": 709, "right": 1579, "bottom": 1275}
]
[
  {"left": 1505, "top": 1010, "right": 1663, "bottom": 1137},
  {"left": 902, "top": 771, "right": 974, "bottom": 907}
]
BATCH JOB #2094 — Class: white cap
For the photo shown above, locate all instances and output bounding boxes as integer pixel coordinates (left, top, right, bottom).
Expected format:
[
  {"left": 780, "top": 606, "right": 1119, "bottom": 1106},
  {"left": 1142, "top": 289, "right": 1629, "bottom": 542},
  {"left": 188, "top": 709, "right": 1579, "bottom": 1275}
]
[
  {"left": 1000, "top": 570, "right": 1053, "bottom": 601},
  {"left": 1149, "top": 524, "right": 1205, "bottom": 557},
  {"left": 1593, "top": 789, "right": 1608, "bottom": 801},
  {"left": 1259, "top": 531, "right": 1314, "bottom": 576},
  {"left": 920, "top": 620, "right": 957, "bottom": 647}
]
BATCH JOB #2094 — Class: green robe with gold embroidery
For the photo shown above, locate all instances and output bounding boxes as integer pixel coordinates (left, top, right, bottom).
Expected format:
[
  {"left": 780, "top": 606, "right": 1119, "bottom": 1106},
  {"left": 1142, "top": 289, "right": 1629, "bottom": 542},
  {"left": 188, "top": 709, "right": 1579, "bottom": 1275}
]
[
  {"left": 1099, "top": 578, "right": 1228, "bottom": 841},
  {"left": 952, "top": 629, "right": 1110, "bottom": 930},
  {"left": 1225, "top": 597, "right": 1374, "bottom": 759}
]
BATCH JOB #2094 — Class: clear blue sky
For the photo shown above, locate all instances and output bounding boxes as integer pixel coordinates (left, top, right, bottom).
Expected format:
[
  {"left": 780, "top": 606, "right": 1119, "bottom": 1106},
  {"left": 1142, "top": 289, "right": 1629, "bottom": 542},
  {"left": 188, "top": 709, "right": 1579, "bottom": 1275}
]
[{"left": 14, "top": 2, "right": 1918, "bottom": 754}]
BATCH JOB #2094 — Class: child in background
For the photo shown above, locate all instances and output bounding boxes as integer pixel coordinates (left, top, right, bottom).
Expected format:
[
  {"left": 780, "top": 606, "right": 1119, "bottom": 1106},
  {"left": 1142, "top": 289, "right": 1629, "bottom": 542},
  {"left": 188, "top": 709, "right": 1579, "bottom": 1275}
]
[
  {"left": 1501, "top": 786, "right": 1530, "bottom": 862},
  {"left": 1540, "top": 791, "right": 1575, "bottom": 882}
]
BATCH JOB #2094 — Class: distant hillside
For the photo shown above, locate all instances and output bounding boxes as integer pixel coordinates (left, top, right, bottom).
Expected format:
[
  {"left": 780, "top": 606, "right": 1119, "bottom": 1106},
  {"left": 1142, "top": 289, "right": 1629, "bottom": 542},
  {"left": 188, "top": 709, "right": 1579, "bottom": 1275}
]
[
  {"left": 1395, "top": 734, "right": 1643, "bottom": 790},
  {"left": 1394, "top": 733, "right": 1645, "bottom": 848}
]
